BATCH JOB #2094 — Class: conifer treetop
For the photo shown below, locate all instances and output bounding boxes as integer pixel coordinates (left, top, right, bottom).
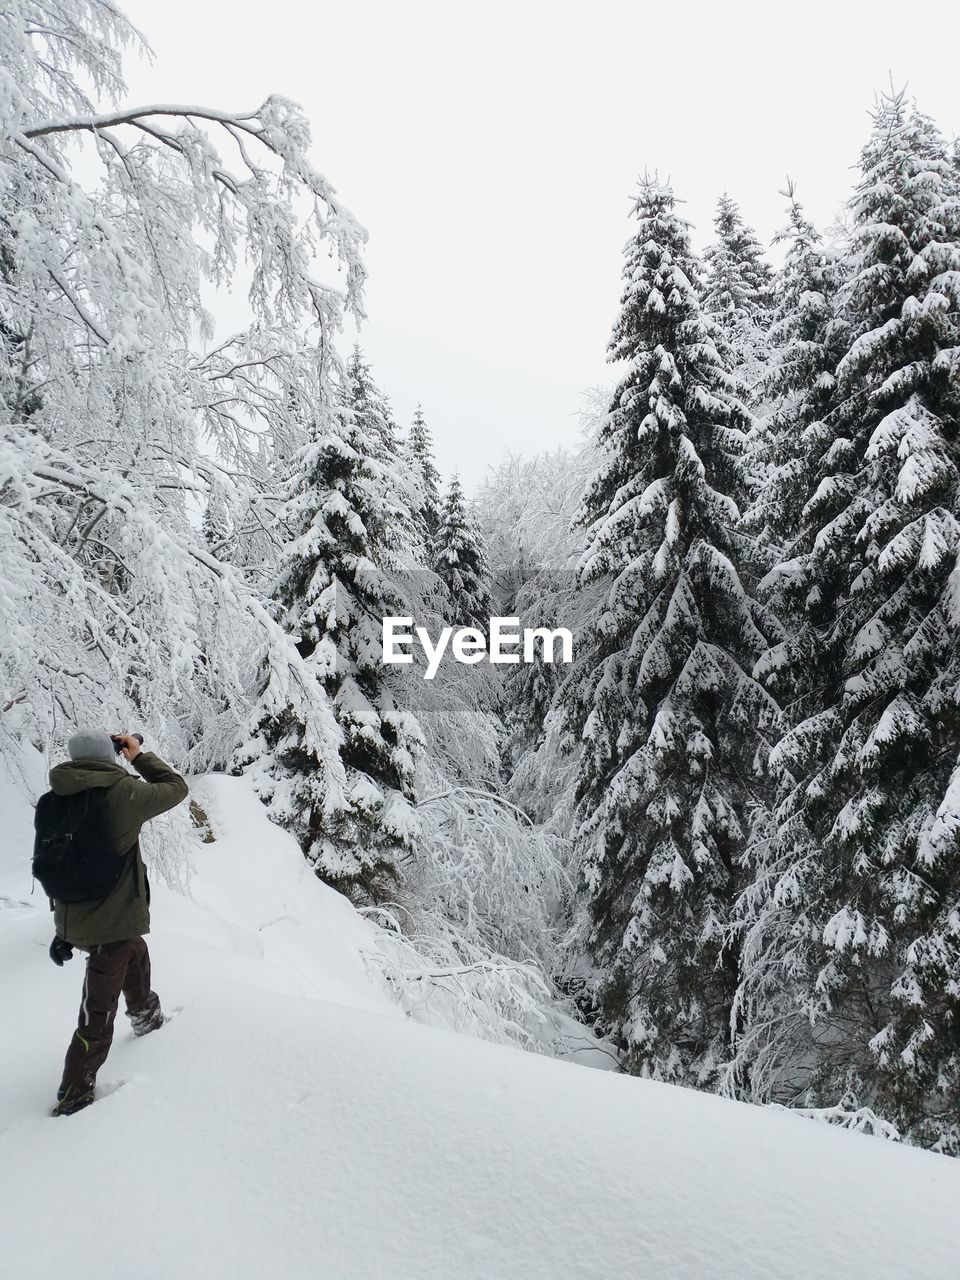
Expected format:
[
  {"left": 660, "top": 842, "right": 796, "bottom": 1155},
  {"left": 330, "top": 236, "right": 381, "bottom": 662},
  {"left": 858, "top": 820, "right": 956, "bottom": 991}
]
[
  {"left": 702, "top": 193, "right": 773, "bottom": 319},
  {"left": 433, "top": 473, "right": 492, "bottom": 628},
  {"left": 406, "top": 402, "right": 442, "bottom": 537},
  {"left": 580, "top": 175, "right": 751, "bottom": 584}
]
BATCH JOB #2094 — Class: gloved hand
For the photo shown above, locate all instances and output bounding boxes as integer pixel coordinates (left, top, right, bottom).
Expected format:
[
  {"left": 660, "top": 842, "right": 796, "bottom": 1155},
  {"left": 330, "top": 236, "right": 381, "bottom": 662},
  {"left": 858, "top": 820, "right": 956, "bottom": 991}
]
[{"left": 49, "top": 936, "right": 74, "bottom": 966}]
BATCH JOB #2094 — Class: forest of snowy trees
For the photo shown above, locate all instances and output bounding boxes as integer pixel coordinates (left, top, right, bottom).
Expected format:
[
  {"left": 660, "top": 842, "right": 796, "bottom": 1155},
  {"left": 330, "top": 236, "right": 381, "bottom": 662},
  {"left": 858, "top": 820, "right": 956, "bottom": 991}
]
[{"left": 3, "top": 1, "right": 960, "bottom": 1153}]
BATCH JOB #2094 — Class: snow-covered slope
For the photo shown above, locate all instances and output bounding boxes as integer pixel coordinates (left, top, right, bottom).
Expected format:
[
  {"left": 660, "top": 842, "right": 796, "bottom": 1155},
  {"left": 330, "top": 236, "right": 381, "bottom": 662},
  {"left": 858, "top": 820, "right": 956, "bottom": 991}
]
[{"left": 0, "top": 771, "right": 957, "bottom": 1280}]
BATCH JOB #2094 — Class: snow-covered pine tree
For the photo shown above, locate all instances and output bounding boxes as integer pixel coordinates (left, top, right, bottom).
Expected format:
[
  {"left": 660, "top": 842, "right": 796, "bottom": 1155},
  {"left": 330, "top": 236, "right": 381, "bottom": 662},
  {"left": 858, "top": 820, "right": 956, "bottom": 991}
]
[
  {"left": 574, "top": 176, "right": 780, "bottom": 1088},
  {"left": 433, "top": 475, "right": 493, "bottom": 629},
  {"left": 744, "top": 182, "right": 849, "bottom": 552},
  {"left": 703, "top": 194, "right": 774, "bottom": 402},
  {"left": 406, "top": 404, "right": 442, "bottom": 539},
  {"left": 703, "top": 193, "right": 774, "bottom": 319},
  {"left": 342, "top": 346, "right": 422, "bottom": 570},
  {"left": 243, "top": 389, "right": 422, "bottom": 902},
  {"left": 742, "top": 90, "right": 960, "bottom": 1147},
  {"left": 726, "top": 186, "right": 850, "bottom": 1101}
]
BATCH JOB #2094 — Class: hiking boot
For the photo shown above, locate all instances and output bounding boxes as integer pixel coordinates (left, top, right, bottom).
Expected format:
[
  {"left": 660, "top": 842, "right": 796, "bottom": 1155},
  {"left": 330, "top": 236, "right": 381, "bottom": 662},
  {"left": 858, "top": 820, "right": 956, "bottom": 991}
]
[
  {"left": 51, "top": 1085, "right": 95, "bottom": 1117},
  {"left": 129, "top": 1007, "right": 164, "bottom": 1037}
]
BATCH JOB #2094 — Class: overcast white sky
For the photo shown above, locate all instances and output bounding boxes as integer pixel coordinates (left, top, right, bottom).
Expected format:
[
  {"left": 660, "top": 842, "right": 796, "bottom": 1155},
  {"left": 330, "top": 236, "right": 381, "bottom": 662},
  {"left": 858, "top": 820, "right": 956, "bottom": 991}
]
[{"left": 120, "top": 0, "right": 960, "bottom": 489}]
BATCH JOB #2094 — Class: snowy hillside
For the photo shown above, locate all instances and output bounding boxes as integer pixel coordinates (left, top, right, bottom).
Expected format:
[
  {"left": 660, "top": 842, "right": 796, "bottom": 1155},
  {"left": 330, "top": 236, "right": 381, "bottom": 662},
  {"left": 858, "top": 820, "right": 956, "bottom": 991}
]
[{"left": 0, "top": 773, "right": 957, "bottom": 1280}]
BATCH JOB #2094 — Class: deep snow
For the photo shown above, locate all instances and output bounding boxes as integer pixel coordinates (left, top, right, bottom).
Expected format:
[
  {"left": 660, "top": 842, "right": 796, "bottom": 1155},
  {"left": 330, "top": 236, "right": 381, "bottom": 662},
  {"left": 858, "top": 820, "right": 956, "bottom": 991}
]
[{"left": 1, "top": 768, "right": 958, "bottom": 1280}]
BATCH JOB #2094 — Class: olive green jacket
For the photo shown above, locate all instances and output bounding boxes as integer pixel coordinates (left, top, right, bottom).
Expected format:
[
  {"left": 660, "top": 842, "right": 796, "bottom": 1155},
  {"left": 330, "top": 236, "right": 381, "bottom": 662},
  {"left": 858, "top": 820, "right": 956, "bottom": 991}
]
[{"left": 50, "top": 752, "right": 188, "bottom": 948}]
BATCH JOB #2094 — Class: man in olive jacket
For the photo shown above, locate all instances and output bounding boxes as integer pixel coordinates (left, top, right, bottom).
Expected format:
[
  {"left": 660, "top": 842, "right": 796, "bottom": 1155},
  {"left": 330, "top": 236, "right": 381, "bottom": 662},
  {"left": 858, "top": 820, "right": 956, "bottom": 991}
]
[{"left": 49, "top": 730, "right": 188, "bottom": 1116}]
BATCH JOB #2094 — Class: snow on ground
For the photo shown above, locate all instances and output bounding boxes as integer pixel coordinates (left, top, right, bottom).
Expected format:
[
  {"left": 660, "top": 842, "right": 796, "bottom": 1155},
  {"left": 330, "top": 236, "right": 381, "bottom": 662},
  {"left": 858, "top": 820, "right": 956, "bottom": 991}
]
[{"left": 1, "top": 767, "right": 958, "bottom": 1280}]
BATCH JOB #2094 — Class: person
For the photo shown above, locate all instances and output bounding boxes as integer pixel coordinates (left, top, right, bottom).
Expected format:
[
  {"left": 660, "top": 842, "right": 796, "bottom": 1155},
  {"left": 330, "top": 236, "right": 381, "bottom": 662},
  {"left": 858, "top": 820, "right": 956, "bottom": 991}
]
[{"left": 47, "top": 730, "right": 188, "bottom": 1116}]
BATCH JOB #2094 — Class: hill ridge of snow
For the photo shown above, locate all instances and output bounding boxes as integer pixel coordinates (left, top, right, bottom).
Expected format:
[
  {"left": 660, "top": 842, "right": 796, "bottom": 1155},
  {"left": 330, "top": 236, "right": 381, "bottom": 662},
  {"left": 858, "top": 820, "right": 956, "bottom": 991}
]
[{"left": 1, "top": 771, "right": 957, "bottom": 1280}]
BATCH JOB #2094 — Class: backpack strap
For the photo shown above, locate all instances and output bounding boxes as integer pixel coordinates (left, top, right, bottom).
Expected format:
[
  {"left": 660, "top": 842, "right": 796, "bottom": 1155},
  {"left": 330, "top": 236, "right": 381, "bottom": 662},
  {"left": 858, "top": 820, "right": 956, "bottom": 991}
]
[{"left": 124, "top": 840, "right": 141, "bottom": 898}]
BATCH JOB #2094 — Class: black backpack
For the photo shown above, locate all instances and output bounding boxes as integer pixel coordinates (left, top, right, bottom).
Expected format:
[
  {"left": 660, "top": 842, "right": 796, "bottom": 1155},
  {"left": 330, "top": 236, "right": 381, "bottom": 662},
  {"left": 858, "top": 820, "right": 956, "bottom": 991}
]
[{"left": 33, "top": 789, "right": 131, "bottom": 903}]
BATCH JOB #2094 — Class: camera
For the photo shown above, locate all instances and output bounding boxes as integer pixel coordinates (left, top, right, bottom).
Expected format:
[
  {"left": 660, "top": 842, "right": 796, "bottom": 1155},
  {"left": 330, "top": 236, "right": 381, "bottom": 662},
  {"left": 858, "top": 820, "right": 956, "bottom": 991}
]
[{"left": 112, "top": 733, "right": 144, "bottom": 753}]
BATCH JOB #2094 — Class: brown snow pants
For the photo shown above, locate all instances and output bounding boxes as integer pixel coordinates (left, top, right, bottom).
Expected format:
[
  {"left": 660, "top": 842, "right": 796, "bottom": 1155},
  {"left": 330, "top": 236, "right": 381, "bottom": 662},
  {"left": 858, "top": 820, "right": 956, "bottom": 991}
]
[{"left": 59, "top": 937, "right": 162, "bottom": 1097}]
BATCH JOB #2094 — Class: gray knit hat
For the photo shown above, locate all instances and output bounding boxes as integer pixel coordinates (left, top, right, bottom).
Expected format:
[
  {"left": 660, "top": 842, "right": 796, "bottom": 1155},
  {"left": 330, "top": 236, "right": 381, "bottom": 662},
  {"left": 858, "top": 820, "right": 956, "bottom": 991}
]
[{"left": 67, "top": 729, "right": 117, "bottom": 763}]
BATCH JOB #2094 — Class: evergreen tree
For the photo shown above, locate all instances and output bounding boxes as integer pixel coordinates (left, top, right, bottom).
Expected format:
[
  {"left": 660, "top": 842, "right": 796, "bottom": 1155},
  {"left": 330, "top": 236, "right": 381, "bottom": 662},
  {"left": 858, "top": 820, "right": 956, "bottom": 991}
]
[
  {"left": 727, "top": 188, "right": 849, "bottom": 1101},
  {"left": 703, "top": 194, "right": 774, "bottom": 399},
  {"left": 742, "top": 90, "right": 960, "bottom": 1147},
  {"left": 574, "top": 177, "right": 779, "bottom": 1087},
  {"left": 745, "top": 181, "right": 849, "bottom": 550},
  {"left": 766, "top": 183, "right": 845, "bottom": 427},
  {"left": 433, "top": 475, "right": 492, "bottom": 629},
  {"left": 342, "top": 346, "right": 420, "bottom": 568},
  {"left": 407, "top": 404, "right": 442, "bottom": 538},
  {"left": 703, "top": 193, "right": 774, "bottom": 319},
  {"left": 247, "top": 394, "right": 421, "bottom": 902}
]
